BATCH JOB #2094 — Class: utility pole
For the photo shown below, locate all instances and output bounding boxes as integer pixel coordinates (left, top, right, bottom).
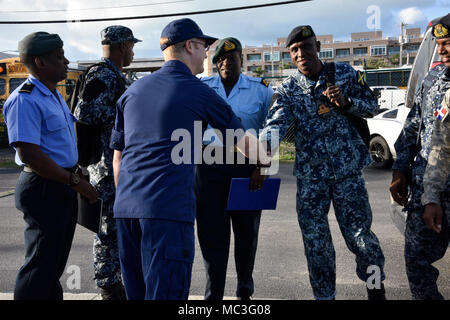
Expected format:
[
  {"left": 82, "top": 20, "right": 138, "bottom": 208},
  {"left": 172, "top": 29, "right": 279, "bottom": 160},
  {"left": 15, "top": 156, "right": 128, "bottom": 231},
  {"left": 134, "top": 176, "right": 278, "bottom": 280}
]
[
  {"left": 271, "top": 44, "right": 274, "bottom": 77},
  {"left": 399, "top": 22, "right": 407, "bottom": 67}
]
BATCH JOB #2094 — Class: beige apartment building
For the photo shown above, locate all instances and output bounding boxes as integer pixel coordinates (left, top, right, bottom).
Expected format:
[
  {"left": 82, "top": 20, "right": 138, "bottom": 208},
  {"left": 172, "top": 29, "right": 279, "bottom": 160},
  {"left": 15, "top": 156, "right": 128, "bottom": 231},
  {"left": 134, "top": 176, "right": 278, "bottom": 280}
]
[{"left": 205, "top": 28, "right": 423, "bottom": 78}]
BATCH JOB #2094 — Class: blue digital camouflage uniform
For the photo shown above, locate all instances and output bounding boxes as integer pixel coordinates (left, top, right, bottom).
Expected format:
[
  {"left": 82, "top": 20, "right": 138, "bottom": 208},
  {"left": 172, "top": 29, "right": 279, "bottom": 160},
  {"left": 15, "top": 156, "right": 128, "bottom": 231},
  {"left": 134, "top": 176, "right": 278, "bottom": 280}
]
[
  {"left": 422, "top": 88, "right": 450, "bottom": 206},
  {"left": 260, "top": 61, "right": 385, "bottom": 300},
  {"left": 73, "top": 57, "right": 129, "bottom": 289},
  {"left": 393, "top": 64, "right": 450, "bottom": 300}
]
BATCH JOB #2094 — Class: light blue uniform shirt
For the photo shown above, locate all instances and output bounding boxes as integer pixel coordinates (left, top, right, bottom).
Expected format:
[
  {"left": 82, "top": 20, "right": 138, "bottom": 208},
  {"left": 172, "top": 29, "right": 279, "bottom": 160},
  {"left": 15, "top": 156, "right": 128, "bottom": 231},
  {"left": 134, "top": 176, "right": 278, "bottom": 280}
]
[
  {"left": 201, "top": 74, "right": 274, "bottom": 146},
  {"left": 3, "top": 75, "right": 78, "bottom": 167}
]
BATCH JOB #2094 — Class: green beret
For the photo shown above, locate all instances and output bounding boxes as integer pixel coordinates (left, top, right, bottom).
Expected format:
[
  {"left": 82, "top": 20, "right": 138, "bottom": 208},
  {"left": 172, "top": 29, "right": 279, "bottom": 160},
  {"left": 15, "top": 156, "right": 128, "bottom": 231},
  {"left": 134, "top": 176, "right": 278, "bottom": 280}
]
[
  {"left": 18, "top": 32, "right": 63, "bottom": 55},
  {"left": 212, "top": 37, "right": 242, "bottom": 64}
]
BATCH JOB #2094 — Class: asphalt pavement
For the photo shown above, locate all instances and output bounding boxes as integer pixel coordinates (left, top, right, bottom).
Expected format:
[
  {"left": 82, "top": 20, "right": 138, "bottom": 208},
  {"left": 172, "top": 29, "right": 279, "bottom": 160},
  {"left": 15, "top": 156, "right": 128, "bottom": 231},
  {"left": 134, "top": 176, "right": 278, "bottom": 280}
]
[{"left": 1, "top": 148, "right": 449, "bottom": 300}]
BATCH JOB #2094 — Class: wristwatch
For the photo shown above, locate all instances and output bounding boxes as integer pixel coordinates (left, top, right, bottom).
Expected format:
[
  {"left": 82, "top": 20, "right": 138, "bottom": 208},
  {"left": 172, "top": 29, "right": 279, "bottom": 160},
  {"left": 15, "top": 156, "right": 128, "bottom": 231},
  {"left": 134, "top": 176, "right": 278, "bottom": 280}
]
[{"left": 69, "top": 169, "right": 81, "bottom": 187}]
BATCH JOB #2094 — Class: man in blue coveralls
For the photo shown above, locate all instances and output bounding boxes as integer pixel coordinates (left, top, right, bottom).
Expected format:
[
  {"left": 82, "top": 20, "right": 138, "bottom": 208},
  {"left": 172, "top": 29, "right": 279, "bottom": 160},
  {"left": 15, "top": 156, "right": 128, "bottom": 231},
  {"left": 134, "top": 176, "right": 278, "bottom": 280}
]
[
  {"left": 110, "top": 18, "right": 245, "bottom": 300},
  {"left": 196, "top": 37, "right": 273, "bottom": 300},
  {"left": 3, "top": 32, "right": 98, "bottom": 300},
  {"left": 259, "top": 25, "right": 386, "bottom": 300}
]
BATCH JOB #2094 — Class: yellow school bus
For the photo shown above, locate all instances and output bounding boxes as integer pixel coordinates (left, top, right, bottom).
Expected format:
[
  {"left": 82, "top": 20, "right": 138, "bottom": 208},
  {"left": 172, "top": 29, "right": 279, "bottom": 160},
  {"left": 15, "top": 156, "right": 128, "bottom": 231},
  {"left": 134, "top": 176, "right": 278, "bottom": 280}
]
[{"left": 0, "top": 57, "right": 82, "bottom": 144}]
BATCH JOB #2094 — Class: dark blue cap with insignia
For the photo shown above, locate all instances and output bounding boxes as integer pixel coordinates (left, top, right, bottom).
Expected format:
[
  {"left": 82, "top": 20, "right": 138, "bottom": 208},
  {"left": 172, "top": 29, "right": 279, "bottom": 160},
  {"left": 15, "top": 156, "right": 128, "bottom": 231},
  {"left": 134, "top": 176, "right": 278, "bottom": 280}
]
[
  {"left": 432, "top": 13, "right": 450, "bottom": 39},
  {"left": 212, "top": 37, "right": 242, "bottom": 64},
  {"left": 286, "top": 25, "right": 316, "bottom": 47},
  {"left": 101, "top": 25, "right": 142, "bottom": 45},
  {"left": 160, "top": 18, "right": 217, "bottom": 51},
  {"left": 18, "top": 31, "right": 63, "bottom": 55}
]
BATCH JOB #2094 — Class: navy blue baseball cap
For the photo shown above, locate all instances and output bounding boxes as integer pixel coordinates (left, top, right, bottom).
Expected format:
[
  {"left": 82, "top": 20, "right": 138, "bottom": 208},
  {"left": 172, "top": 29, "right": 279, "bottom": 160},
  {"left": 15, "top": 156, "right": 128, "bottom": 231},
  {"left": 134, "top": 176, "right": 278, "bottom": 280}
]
[{"left": 160, "top": 18, "right": 217, "bottom": 51}]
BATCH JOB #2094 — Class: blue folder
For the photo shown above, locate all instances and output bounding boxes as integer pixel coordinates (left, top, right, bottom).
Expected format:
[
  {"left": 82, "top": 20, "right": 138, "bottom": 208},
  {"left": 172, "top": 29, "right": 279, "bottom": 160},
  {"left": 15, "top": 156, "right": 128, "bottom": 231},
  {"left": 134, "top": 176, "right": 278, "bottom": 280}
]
[{"left": 226, "top": 178, "right": 281, "bottom": 211}]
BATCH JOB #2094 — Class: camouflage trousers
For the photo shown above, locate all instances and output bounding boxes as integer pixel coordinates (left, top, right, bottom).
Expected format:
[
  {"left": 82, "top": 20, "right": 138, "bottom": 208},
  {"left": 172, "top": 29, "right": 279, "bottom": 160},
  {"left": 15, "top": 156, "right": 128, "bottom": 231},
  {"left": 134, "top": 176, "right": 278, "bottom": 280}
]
[
  {"left": 93, "top": 201, "right": 122, "bottom": 289},
  {"left": 91, "top": 177, "right": 122, "bottom": 289},
  {"left": 296, "top": 175, "right": 385, "bottom": 300},
  {"left": 404, "top": 174, "right": 450, "bottom": 300}
]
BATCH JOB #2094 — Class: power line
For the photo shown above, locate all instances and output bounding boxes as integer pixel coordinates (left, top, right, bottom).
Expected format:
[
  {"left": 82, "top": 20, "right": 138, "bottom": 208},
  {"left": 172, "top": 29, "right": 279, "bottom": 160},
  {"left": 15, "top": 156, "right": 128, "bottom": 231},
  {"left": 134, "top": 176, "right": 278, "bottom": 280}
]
[
  {"left": 0, "top": 0, "right": 312, "bottom": 24},
  {"left": 0, "top": 0, "right": 194, "bottom": 14}
]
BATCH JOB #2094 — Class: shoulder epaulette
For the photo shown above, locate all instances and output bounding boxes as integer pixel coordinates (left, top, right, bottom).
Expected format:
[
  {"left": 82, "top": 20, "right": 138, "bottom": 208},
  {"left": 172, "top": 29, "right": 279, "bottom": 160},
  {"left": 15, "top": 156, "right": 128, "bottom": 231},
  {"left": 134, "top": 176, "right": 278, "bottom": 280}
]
[
  {"left": 19, "top": 83, "right": 35, "bottom": 94},
  {"left": 260, "top": 78, "right": 270, "bottom": 87}
]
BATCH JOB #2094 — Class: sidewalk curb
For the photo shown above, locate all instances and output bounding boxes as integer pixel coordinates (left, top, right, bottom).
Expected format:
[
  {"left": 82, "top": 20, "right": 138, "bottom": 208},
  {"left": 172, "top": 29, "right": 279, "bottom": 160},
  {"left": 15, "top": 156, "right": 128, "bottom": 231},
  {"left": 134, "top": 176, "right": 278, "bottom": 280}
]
[
  {"left": 0, "top": 190, "right": 14, "bottom": 198},
  {"left": 0, "top": 293, "right": 102, "bottom": 300},
  {"left": 0, "top": 293, "right": 274, "bottom": 300}
]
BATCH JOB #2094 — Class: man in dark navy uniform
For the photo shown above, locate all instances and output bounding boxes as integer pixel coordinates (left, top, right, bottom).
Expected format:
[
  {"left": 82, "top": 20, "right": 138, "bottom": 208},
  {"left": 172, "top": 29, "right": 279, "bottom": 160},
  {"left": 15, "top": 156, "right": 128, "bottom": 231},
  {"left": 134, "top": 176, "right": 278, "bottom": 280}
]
[
  {"left": 3, "top": 32, "right": 98, "bottom": 300},
  {"left": 110, "top": 18, "right": 245, "bottom": 300},
  {"left": 74, "top": 25, "right": 141, "bottom": 300}
]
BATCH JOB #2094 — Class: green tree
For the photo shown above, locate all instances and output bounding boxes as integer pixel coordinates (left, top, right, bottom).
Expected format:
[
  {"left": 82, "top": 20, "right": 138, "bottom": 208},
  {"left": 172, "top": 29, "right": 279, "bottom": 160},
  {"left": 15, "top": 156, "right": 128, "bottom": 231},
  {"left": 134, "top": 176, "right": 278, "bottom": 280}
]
[
  {"left": 254, "top": 66, "right": 264, "bottom": 77},
  {"left": 365, "top": 58, "right": 388, "bottom": 69},
  {"left": 389, "top": 54, "right": 400, "bottom": 67}
]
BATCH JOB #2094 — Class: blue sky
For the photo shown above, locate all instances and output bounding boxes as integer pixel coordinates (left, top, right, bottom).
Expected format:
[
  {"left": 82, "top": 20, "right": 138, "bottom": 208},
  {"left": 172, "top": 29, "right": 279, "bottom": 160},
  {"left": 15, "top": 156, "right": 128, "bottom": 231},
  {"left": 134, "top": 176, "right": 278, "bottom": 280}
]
[{"left": 0, "top": 0, "right": 448, "bottom": 61}]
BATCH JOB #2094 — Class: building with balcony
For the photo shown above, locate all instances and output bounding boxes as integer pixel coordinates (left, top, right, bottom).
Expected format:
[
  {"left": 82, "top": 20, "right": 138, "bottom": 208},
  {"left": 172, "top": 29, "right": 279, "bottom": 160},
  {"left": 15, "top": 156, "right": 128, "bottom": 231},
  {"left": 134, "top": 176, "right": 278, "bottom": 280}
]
[{"left": 204, "top": 28, "right": 423, "bottom": 79}]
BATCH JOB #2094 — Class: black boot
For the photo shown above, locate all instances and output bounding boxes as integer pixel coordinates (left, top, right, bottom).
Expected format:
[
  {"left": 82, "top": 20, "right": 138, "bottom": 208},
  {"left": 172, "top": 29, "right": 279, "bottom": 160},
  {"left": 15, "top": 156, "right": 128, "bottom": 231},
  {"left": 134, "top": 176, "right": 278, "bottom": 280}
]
[
  {"left": 367, "top": 283, "right": 386, "bottom": 300},
  {"left": 100, "top": 282, "right": 127, "bottom": 300}
]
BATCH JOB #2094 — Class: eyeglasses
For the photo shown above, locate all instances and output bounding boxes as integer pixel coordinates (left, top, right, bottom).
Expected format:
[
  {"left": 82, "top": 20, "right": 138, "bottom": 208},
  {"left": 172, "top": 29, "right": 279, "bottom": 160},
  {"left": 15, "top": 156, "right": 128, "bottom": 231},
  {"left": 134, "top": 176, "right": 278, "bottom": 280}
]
[{"left": 190, "top": 40, "right": 209, "bottom": 52}]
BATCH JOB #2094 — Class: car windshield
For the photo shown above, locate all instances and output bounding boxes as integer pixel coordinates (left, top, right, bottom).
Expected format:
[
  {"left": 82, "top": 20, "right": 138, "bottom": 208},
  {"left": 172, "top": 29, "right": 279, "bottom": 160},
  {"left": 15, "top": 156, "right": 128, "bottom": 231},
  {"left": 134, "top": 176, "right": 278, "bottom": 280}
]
[{"left": 382, "top": 109, "right": 398, "bottom": 119}]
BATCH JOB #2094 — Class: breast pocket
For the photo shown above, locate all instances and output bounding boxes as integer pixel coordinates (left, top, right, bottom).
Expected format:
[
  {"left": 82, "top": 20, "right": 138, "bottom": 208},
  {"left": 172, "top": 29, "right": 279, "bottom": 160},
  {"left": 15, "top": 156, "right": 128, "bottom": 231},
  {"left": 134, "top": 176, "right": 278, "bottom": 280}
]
[
  {"left": 45, "top": 114, "right": 67, "bottom": 132},
  {"left": 238, "top": 101, "right": 260, "bottom": 115}
]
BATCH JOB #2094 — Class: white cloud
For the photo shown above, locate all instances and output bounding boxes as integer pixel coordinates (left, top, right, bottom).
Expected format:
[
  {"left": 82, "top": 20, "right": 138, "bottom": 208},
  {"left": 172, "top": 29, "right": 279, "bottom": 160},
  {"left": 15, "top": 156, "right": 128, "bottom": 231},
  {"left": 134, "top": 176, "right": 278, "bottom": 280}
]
[
  {"left": 398, "top": 7, "right": 427, "bottom": 25},
  {"left": 0, "top": 0, "right": 445, "bottom": 61}
]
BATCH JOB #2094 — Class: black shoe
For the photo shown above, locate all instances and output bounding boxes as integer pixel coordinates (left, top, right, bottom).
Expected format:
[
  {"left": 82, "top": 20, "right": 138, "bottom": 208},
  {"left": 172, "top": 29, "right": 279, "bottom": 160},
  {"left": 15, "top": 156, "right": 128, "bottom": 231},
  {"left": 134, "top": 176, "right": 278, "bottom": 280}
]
[
  {"left": 100, "top": 282, "right": 127, "bottom": 300},
  {"left": 367, "top": 283, "right": 386, "bottom": 300},
  {"left": 237, "top": 288, "right": 252, "bottom": 301}
]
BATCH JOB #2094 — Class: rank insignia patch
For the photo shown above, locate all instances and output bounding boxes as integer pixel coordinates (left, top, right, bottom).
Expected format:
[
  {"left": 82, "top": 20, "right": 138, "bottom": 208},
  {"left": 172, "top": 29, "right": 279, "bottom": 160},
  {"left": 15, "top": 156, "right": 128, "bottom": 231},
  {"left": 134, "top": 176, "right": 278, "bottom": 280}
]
[
  {"left": 318, "top": 104, "right": 330, "bottom": 115},
  {"left": 302, "top": 27, "right": 311, "bottom": 38},
  {"left": 433, "top": 23, "right": 449, "bottom": 38},
  {"left": 224, "top": 40, "right": 236, "bottom": 52}
]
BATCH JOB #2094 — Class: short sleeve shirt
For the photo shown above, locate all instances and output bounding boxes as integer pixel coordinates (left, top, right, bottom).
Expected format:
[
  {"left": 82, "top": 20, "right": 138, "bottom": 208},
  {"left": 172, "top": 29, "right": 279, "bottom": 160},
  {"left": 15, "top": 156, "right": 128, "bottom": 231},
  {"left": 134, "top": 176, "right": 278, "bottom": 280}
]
[
  {"left": 3, "top": 75, "right": 78, "bottom": 167},
  {"left": 200, "top": 74, "right": 273, "bottom": 146}
]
